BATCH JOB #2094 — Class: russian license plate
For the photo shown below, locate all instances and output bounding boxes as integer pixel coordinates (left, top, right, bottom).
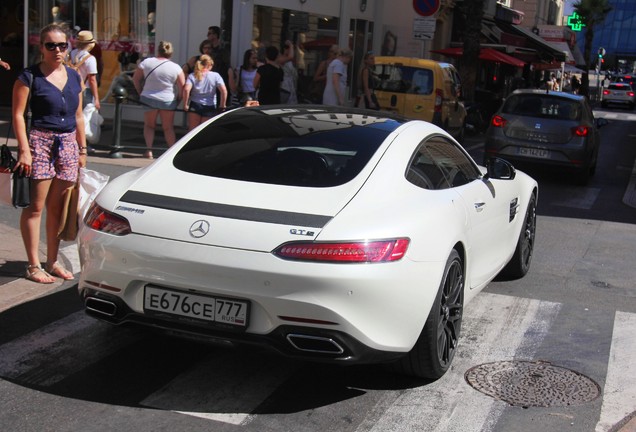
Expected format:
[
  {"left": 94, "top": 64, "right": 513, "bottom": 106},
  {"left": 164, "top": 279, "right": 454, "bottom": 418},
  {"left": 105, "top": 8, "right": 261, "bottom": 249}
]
[
  {"left": 518, "top": 147, "right": 551, "bottom": 158},
  {"left": 144, "top": 286, "right": 248, "bottom": 328}
]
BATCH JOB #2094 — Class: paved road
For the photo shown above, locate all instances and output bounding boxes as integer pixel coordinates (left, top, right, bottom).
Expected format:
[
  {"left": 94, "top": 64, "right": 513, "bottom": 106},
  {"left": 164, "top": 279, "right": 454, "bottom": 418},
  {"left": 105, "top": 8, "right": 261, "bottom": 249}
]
[{"left": 1, "top": 109, "right": 635, "bottom": 432}]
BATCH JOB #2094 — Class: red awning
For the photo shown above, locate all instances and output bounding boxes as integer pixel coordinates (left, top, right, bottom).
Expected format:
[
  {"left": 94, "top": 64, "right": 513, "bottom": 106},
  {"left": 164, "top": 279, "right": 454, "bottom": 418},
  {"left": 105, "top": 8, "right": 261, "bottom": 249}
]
[{"left": 431, "top": 47, "right": 525, "bottom": 68}]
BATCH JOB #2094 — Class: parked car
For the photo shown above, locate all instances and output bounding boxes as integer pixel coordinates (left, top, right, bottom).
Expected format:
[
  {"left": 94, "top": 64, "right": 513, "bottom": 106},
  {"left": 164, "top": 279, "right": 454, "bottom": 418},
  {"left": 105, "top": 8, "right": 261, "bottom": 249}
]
[
  {"left": 371, "top": 57, "right": 466, "bottom": 141},
  {"left": 78, "top": 105, "right": 537, "bottom": 379},
  {"left": 602, "top": 82, "right": 635, "bottom": 109},
  {"left": 484, "top": 89, "right": 608, "bottom": 184}
]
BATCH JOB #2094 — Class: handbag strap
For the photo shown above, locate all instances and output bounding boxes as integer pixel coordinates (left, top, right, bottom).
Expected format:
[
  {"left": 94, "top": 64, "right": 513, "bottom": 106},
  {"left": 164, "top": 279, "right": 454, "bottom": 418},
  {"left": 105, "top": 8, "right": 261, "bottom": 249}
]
[{"left": 143, "top": 60, "right": 169, "bottom": 83}]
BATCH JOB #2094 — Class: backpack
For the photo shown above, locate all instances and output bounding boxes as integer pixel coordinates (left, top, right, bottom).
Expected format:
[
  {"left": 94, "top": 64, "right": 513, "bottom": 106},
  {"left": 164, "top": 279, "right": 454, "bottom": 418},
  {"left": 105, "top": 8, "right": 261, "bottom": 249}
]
[{"left": 66, "top": 53, "right": 92, "bottom": 89}]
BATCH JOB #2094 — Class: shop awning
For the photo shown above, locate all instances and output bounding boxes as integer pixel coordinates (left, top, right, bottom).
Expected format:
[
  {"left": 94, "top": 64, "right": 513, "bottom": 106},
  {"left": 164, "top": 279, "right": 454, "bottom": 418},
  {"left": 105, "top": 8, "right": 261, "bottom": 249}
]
[
  {"left": 430, "top": 47, "right": 525, "bottom": 67},
  {"left": 303, "top": 37, "right": 337, "bottom": 50},
  {"left": 497, "top": 22, "right": 567, "bottom": 62},
  {"left": 547, "top": 41, "right": 577, "bottom": 64}
]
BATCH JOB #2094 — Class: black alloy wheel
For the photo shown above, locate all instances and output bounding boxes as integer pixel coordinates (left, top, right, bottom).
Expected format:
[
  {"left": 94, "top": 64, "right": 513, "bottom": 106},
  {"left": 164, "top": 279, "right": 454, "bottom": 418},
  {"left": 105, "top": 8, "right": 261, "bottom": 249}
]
[{"left": 390, "top": 249, "right": 464, "bottom": 379}]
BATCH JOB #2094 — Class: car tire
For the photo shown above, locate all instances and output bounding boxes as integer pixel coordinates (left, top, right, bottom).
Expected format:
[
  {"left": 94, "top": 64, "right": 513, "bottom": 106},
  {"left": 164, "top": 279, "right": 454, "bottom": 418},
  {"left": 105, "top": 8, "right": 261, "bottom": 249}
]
[
  {"left": 500, "top": 193, "right": 536, "bottom": 279},
  {"left": 389, "top": 249, "right": 464, "bottom": 379}
]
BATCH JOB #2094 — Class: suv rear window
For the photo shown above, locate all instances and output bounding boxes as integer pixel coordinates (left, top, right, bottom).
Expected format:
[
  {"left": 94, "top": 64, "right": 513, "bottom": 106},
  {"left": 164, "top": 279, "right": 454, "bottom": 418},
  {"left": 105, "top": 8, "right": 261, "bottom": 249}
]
[
  {"left": 173, "top": 109, "right": 404, "bottom": 187},
  {"left": 502, "top": 95, "right": 581, "bottom": 120},
  {"left": 371, "top": 64, "right": 433, "bottom": 95},
  {"left": 608, "top": 83, "right": 632, "bottom": 91}
]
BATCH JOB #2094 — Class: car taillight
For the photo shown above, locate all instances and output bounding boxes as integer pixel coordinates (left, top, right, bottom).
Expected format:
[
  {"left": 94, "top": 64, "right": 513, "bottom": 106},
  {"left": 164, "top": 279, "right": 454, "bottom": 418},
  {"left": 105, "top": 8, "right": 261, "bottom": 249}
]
[
  {"left": 434, "top": 89, "right": 443, "bottom": 112},
  {"left": 84, "top": 203, "right": 132, "bottom": 235},
  {"left": 629, "top": 92, "right": 635, "bottom": 97},
  {"left": 603, "top": 89, "right": 610, "bottom": 95},
  {"left": 572, "top": 126, "right": 589, "bottom": 137},
  {"left": 491, "top": 115, "right": 507, "bottom": 128},
  {"left": 274, "top": 238, "right": 410, "bottom": 263}
]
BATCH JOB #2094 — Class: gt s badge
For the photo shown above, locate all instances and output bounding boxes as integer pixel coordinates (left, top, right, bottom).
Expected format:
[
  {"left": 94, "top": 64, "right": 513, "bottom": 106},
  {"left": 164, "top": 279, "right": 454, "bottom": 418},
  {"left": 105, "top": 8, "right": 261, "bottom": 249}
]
[{"left": 290, "top": 228, "right": 315, "bottom": 236}]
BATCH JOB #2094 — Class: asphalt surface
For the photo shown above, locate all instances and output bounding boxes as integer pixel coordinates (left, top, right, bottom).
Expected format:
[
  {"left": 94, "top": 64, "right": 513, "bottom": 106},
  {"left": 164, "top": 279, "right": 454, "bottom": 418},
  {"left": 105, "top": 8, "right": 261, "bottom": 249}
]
[{"left": 1, "top": 111, "right": 635, "bottom": 432}]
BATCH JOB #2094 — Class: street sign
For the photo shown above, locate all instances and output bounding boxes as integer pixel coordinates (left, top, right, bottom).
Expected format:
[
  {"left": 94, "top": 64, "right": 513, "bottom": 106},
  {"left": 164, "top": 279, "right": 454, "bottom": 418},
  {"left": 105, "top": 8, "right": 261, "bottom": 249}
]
[
  {"left": 413, "top": 17, "right": 436, "bottom": 40},
  {"left": 413, "top": 0, "right": 440, "bottom": 17}
]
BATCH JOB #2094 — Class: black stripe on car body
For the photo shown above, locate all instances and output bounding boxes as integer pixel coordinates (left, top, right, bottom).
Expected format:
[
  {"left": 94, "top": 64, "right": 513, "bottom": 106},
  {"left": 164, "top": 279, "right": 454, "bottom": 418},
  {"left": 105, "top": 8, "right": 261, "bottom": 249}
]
[{"left": 120, "top": 191, "right": 332, "bottom": 228}]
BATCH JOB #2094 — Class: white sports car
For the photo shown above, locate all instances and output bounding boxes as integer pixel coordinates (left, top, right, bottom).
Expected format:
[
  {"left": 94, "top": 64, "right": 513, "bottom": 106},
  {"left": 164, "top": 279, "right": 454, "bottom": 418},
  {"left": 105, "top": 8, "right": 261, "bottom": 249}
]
[{"left": 78, "top": 105, "right": 537, "bottom": 379}]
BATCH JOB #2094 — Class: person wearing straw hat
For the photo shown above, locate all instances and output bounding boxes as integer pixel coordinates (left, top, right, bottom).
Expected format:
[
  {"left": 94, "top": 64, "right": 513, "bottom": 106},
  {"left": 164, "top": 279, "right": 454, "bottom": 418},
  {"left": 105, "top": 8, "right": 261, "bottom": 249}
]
[{"left": 69, "top": 30, "right": 100, "bottom": 111}]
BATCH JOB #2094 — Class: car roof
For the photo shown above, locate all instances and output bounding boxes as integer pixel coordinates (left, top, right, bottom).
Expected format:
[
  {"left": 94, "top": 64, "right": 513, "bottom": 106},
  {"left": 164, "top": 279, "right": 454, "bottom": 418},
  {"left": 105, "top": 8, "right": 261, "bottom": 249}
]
[{"left": 508, "top": 89, "right": 585, "bottom": 102}]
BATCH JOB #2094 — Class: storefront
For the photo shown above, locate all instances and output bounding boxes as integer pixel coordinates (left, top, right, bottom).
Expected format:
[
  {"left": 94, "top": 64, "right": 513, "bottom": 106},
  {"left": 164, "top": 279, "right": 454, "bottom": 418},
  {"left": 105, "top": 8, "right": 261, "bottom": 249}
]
[{"left": 0, "top": 1, "right": 435, "bottom": 116}]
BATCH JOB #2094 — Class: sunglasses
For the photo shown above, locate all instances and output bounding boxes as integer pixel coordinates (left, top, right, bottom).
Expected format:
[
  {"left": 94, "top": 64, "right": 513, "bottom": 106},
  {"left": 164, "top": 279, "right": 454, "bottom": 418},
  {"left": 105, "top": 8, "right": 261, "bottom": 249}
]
[{"left": 43, "top": 42, "right": 69, "bottom": 51}]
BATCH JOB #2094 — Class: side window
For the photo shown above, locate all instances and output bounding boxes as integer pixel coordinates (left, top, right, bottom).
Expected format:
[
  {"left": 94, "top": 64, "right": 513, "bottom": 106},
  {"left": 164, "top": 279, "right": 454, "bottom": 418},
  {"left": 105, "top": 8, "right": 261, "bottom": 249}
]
[{"left": 406, "top": 136, "right": 481, "bottom": 190}]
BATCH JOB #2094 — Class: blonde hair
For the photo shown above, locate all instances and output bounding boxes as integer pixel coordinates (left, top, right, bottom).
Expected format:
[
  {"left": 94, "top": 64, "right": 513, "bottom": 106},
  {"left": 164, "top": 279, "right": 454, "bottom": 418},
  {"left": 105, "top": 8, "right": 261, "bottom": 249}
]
[
  {"left": 157, "top": 40, "right": 173, "bottom": 58},
  {"left": 194, "top": 54, "right": 213, "bottom": 81}
]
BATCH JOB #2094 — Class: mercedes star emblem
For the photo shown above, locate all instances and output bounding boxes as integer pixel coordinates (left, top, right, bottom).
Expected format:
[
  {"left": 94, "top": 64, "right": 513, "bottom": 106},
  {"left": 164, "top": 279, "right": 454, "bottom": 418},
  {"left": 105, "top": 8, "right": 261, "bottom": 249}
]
[{"left": 189, "top": 220, "right": 210, "bottom": 238}]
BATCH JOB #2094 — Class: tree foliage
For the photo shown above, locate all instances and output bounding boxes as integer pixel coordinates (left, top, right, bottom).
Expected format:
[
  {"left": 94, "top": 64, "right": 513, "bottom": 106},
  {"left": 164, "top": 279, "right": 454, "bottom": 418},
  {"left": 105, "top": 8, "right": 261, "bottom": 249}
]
[
  {"left": 573, "top": 0, "right": 612, "bottom": 97},
  {"left": 458, "top": 0, "right": 485, "bottom": 102}
]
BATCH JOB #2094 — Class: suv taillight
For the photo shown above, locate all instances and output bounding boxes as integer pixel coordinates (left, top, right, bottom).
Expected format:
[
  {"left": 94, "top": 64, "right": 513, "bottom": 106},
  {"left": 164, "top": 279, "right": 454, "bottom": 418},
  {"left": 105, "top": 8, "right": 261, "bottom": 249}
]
[
  {"left": 434, "top": 89, "right": 443, "bottom": 112},
  {"left": 274, "top": 239, "right": 410, "bottom": 263},
  {"left": 491, "top": 115, "right": 507, "bottom": 128},
  {"left": 85, "top": 203, "right": 132, "bottom": 235}
]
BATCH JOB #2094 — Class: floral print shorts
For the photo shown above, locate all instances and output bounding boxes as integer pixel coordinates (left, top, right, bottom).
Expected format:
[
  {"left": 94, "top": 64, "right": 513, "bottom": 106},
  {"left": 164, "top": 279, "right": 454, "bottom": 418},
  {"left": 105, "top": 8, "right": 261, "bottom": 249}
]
[{"left": 29, "top": 127, "right": 79, "bottom": 182}]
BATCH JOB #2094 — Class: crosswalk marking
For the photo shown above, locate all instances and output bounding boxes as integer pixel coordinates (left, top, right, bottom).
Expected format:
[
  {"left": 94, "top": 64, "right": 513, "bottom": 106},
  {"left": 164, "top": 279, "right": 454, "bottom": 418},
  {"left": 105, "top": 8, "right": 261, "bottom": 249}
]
[
  {"left": 0, "top": 312, "right": 139, "bottom": 386},
  {"left": 359, "top": 293, "right": 562, "bottom": 432},
  {"left": 595, "top": 311, "right": 636, "bottom": 432},
  {"left": 1, "top": 290, "right": 634, "bottom": 430}
]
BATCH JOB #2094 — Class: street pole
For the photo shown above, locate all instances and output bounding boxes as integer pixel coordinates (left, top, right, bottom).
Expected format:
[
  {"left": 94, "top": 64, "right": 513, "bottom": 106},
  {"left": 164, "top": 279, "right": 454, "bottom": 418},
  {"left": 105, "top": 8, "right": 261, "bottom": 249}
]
[{"left": 109, "top": 85, "right": 127, "bottom": 159}]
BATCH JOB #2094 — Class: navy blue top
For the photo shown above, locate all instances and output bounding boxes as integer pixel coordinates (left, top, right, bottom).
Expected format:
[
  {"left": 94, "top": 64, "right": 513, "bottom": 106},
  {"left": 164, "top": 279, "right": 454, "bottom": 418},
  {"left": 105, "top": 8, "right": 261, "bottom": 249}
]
[{"left": 18, "top": 65, "right": 82, "bottom": 133}]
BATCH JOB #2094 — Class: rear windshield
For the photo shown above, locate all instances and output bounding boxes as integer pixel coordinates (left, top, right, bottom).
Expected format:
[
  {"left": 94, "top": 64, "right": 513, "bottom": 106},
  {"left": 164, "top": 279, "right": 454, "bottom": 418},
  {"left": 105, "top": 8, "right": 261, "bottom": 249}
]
[
  {"left": 501, "top": 94, "right": 582, "bottom": 121},
  {"left": 173, "top": 109, "right": 403, "bottom": 187},
  {"left": 371, "top": 64, "right": 433, "bottom": 95},
  {"left": 608, "top": 83, "right": 632, "bottom": 90}
]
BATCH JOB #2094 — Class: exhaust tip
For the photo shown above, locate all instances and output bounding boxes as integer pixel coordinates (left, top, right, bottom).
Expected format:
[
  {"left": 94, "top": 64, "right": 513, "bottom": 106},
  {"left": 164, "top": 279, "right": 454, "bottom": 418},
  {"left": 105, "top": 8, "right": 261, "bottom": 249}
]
[
  {"left": 286, "top": 334, "right": 344, "bottom": 354},
  {"left": 85, "top": 297, "right": 117, "bottom": 317}
]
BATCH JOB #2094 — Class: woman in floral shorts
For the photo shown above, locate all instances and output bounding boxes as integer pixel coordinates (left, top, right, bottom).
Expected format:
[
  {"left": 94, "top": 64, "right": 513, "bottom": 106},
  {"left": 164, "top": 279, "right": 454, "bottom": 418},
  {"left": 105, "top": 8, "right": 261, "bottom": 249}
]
[{"left": 12, "top": 23, "right": 87, "bottom": 283}]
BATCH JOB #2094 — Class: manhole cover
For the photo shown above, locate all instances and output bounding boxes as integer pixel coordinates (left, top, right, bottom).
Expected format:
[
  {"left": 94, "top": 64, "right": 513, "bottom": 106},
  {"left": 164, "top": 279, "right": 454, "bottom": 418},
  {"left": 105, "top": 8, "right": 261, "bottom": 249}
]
[{"left": 465, "top": 360, "right": 601, "bottom": 407}]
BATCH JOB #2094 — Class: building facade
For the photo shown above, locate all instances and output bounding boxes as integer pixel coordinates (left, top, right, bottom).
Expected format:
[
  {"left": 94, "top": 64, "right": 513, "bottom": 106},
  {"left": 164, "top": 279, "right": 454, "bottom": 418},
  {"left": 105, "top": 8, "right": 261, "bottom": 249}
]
[{"left": 0, "top": 0, "right": 462, "bottom": 118}]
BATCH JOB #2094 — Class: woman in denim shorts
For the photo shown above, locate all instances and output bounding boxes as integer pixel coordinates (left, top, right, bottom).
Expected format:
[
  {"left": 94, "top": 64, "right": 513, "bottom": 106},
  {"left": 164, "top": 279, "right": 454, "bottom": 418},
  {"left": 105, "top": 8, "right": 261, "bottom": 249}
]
[
  {"left": 182, "top": 54, "right": 227, "bottom": 131},
  {"left": 12, "top": 23, "right": 88, "bottom": 283},
  {"left": 133, "top": 40, "right": 185, "bottom": 159}
]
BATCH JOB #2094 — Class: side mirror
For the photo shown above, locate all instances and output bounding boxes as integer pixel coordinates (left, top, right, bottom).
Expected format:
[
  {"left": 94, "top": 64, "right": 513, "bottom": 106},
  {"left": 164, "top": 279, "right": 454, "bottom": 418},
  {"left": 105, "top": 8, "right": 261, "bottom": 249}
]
[
  {"left": 596, "top": 117, "right": 609, "bottom": 128},
  {"left": 485, "top": 157, "right": 516, "bottom": 180}
]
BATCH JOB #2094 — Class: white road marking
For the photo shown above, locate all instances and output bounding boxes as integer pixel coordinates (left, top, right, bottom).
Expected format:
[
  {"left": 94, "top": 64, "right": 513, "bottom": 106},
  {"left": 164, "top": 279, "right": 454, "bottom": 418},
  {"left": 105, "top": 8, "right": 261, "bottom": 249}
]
[
  {"left": 595, "top": 311, "right": 636, "bottom": 432},
  {"left": 140, "top": 352, "right": 299, "bottom": 426},
  {"left": 358, "top": 293, "right": 561, "bottom": 432},
  {"left": 0, "top": 312, "right": 139, "bottom": 386}
]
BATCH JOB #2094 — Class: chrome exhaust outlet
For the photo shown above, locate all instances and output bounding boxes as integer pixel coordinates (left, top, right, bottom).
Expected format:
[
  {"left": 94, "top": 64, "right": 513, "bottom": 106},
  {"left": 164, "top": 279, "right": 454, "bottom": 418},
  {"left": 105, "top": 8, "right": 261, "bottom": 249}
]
[
  {"left": 286, "top": 334, "right": 345, "bottom": 354},
  {"left": 85, "top": 297, "right": 117, "bottom": 317}
]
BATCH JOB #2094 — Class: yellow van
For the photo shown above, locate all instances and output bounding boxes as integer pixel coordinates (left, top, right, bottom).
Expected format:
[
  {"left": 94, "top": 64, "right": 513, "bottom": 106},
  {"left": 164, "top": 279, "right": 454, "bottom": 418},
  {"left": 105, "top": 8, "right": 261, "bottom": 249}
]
[{"left": 372, "top": 57, "right": 466, "bottom": 141}]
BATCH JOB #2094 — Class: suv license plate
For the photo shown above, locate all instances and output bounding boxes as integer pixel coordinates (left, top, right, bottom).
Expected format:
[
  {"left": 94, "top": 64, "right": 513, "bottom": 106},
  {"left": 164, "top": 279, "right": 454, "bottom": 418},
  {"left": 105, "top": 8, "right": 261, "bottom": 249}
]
[
  {"left": 144, "top": 286, "right": 248, "bottom": 328},
  {"left": 518, "top": 147, "right": 551, "bottom": 159}
]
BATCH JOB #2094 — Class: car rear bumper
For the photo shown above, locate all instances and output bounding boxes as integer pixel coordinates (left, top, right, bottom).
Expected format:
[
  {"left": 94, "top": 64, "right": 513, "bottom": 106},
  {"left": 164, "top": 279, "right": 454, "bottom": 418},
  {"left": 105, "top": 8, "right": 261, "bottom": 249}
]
[
  {"left": 80, "top": 287, "right": 405, "bottom": 364},
  {"left": 78, "top": 226, "right": 444, "bottom": 358},
  {"left": 484, "top": 135, "right": 591, "bottom": 170}
]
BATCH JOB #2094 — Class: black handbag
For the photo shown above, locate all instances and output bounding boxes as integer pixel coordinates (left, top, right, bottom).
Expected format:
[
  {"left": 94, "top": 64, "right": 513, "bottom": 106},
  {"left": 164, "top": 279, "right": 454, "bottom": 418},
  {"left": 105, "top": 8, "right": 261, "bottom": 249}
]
[
  {"left": 12, "top": 171, "right": 30, "bottom": 208},
  {"left": 0, "top": 144, "right": 30, "bottom": 208}
]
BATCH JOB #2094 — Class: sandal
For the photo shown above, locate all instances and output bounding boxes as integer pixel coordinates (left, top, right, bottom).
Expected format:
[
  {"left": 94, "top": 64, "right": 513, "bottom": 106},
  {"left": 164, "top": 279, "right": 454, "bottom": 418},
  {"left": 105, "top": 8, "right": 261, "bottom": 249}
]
[
  {"left": 25, "top": 265, "right": 56, "bottom": 284},
  {"left": 45, "top": 261, "right": 74, "bottom": 281}
]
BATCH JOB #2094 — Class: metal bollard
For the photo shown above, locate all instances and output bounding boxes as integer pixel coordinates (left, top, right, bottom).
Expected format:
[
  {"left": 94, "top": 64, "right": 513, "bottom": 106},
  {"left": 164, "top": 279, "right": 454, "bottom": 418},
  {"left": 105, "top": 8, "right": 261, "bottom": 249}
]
[{"left": 109, "top": 85, "right": 128, "bottom": 158}]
